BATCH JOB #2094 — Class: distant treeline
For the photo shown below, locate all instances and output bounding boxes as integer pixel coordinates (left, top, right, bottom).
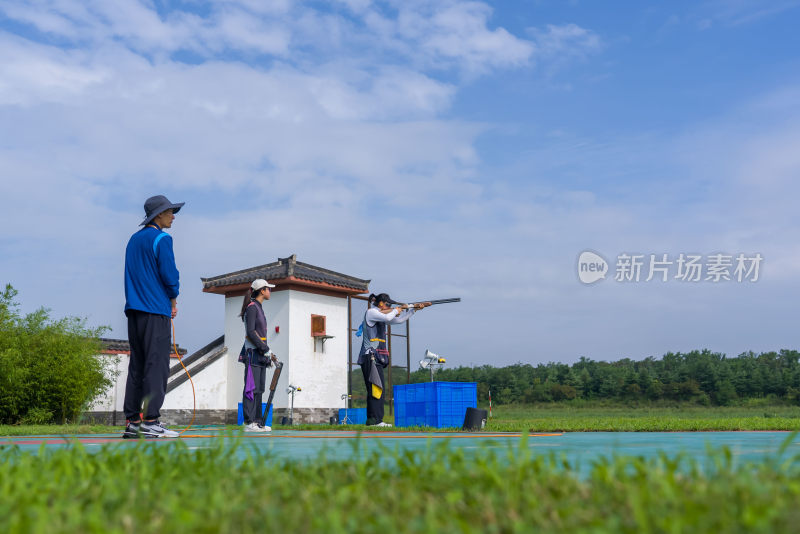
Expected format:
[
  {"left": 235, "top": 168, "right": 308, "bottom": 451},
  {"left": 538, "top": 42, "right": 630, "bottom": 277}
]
[{"left": 349, "top": 349, "right": 800, "bottom": 406}]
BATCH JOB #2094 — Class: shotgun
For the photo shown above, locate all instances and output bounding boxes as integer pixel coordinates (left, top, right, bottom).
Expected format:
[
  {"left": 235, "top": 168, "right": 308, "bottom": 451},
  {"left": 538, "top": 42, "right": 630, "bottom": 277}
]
[
  {"left": 397, "top": 298, "right": 461, "bottom": 308},
  {"left": 261, "top": 360, "right": 283, "bottom": 427}
]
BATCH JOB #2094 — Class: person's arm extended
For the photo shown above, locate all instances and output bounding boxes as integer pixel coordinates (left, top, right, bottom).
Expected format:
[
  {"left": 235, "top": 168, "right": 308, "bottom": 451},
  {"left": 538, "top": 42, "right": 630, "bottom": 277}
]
[
  {"left": 388, "top": 307, "right": 415, "bottom": 324},
  {"left": 365, "top": 307, "right": 398, "bottom": 326},
  {"left": 156, "top": 234, "right": 180, "bottom": 300},
  {"left": 245, "top": 306, "right": 269, "bottom": 353}
]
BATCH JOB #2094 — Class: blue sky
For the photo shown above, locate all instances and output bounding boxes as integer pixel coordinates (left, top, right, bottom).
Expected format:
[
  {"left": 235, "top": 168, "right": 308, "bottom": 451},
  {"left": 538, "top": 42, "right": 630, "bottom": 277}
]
[{"left": 1, "top": 0, "right": 800, "bottom": 367}]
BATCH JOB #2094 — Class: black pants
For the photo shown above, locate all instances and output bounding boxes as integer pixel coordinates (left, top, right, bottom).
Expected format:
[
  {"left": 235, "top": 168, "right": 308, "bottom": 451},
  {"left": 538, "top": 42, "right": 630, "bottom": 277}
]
[
  {"left": 123, "top": 310, "right": 171, "bottom": 421},
  {"left": 360, "top": 361, "right": 385, "bottom": 425},
  {"left": 242, "top": 363, "right": 267, "bottom": 424}
]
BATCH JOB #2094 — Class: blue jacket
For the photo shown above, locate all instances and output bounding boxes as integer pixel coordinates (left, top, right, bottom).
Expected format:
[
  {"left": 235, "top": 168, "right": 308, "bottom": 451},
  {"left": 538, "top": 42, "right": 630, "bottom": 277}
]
[{"left": 124, "top": 225, "right": 179, "bottom": 317}]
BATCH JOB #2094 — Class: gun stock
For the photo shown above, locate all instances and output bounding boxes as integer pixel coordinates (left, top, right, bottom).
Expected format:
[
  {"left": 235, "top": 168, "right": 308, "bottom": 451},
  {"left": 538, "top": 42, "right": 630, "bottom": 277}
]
[{"left": 261, "top": 362, "right": 283, "bottom": 427}]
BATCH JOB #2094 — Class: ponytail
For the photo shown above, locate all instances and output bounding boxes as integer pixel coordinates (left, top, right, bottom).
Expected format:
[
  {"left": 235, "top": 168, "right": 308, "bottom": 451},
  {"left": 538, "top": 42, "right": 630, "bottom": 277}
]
[{"left": 239, "top": 288, "right": 261, "bottom": 319}]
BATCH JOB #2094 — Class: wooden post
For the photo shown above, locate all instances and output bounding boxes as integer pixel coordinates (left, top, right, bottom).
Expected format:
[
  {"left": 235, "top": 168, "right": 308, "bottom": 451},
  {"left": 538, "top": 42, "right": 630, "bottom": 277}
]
[{"left": 387, "top": 323, "right": 393, "bottom": 414}]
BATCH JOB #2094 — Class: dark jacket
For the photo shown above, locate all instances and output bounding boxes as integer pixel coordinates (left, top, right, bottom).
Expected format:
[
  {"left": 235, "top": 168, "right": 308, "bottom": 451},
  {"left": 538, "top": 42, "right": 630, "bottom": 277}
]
[{"left": 239, "top": 300, "right": 270, "bottom": 367}]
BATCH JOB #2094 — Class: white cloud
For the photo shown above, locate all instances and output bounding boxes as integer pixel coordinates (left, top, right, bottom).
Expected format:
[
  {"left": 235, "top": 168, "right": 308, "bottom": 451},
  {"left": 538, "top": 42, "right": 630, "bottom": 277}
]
[
  {"left": 0, "top": 0, "right": 291, "bottom": 57},
  {"left": 0, "top": 0, "right": 538, "bottom": 76},
  {"left": 414, "top": 2, "right": 534, "bottom": 72},
  {"left": 694, "top": 0, "right": 800, "bottom": 27},
  {"left": 527, "top": 23, "right": 602, "bottom": 61},
  {"left": 0, "top": 34, "right": 110, "bottom": 105}
]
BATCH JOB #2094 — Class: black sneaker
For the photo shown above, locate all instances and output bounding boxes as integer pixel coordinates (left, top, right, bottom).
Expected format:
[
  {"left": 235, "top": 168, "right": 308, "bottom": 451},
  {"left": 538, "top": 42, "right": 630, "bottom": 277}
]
[
  {"left": 140, "top": 420, "right": 180, "bottom": 438},
  {"left": 122, "top": 421, "right": 142, "bottom": 439}
]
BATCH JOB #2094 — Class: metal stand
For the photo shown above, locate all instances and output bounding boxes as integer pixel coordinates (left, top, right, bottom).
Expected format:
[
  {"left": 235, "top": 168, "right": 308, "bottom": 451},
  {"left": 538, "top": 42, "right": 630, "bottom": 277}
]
[
  {"left": 285, "top": 384, "right": 300, "bottom": 425},
  {"left": 313, "top": 334, "right": 334, "bottom": 353},
  {"left": 420, "top": 350, "right": 445, "bottom": 381},
  {"left": 340, "top": 393, "right": 352, "bottom": 424}
]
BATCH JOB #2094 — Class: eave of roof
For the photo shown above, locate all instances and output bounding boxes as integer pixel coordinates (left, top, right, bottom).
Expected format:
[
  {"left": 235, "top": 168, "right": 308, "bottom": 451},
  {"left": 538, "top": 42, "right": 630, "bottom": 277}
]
[{"left": 201, "top": 254, "right": 370, "bottom": 296}]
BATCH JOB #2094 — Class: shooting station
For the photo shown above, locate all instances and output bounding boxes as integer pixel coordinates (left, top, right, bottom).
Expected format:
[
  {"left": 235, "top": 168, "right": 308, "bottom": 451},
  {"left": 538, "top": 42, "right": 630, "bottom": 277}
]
[
  {"left": 196, "top": 254, "right": 370, "bottom": 424},
  {"left": 88, "top": 254, "right": 466, "bottom": 425}
]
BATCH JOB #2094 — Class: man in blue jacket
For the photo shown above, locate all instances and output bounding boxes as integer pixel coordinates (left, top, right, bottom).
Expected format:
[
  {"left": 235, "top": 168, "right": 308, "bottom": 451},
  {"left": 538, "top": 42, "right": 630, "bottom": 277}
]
[{"left": 122, "top": 195, "right": 185, "bottom": 439}]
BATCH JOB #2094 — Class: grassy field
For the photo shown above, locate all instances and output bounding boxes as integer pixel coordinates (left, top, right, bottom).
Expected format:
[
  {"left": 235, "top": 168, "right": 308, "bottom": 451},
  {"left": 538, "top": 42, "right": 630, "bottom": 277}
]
[
  {"left": 483, "top": 403, "right": 800, "bottom": 432},
  {"left": 260, "top": 402, "right": 800, "bottom": 432},
  {"left": 1, "top": 435, "right": 799, "bottom": 533},
  {"left": 1, "top": 402, "right": 798, "bottom": 436}
]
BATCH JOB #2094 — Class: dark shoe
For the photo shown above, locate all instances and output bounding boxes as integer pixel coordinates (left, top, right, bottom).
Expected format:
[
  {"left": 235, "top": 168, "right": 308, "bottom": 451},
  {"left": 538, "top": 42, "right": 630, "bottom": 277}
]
[{"left": 122, "top": 421, "right": 142, "bottom": 439}]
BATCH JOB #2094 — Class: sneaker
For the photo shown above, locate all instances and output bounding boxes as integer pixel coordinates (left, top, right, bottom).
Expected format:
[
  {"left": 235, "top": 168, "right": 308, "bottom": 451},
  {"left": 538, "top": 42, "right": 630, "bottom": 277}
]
[
  {"left": 140, "top": 420, "right": 180, "bottom": 438},
  {"left": 122, "top": 421, "right": 142, "bottom": 439},
  {"left": 376, "top": 422, "right": 393, "bottom": 428},
  {"left": 260, "top": 425, "right": 272, "bottom": 432},
  {"left": 244, "top": 422, "right": 260, "bottom": 432}
]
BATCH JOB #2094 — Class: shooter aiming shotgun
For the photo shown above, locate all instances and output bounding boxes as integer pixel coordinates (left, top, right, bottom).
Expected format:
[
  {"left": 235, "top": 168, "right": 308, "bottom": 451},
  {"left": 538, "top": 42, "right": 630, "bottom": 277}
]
[{"left": 357, "top": 293, "right": 460, "bottom": 427}]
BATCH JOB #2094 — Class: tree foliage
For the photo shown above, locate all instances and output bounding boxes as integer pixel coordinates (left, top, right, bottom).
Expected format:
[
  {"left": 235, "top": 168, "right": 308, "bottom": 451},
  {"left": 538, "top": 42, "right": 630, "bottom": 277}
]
[
  {"left": 0, "top": 284, "right": 113, "bottom": 424},
  {"left": 400, "top": 349, "right": 800, "bottom": 406}
]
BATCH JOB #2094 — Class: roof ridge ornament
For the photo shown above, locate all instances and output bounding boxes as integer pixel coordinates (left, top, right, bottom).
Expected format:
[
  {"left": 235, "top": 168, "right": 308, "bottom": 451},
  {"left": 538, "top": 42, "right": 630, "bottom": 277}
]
[{"left": 286, "top": 254, "right": 296, "bottom": 277}]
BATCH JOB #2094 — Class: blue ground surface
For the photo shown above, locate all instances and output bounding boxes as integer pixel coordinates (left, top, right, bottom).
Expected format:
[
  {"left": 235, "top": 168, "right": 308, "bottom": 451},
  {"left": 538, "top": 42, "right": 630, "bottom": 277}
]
[{"left": 4, "top": 429, "right": 798, "bottom": 469}]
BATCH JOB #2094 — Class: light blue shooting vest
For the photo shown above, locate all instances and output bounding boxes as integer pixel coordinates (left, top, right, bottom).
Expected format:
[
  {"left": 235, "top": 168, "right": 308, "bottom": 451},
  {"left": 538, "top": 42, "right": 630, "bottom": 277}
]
[{"left": 358, "top": 308, "right": 388, "bottom": 366}]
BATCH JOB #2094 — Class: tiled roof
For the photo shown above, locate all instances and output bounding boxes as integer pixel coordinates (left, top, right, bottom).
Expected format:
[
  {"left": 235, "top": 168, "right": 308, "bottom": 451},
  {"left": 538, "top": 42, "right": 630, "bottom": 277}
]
[
  {"left": 201, "top": 254, "right": 370, "bottom": 293},
  {"left": 100, "top": 338, "right": 187, "bottom": 355}
]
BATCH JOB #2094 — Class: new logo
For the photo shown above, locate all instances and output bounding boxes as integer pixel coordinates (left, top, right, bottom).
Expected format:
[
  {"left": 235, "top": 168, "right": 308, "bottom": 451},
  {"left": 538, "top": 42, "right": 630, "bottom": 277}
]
[{"left": 578, "top": 251, "right": 608, "bottom": 284}]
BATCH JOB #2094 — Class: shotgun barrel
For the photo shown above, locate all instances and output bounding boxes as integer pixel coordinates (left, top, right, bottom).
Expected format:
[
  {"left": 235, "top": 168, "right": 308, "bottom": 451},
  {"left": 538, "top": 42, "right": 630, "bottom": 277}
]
[{"left": 402, "top": 298, "right": 461, "bottom": 307}]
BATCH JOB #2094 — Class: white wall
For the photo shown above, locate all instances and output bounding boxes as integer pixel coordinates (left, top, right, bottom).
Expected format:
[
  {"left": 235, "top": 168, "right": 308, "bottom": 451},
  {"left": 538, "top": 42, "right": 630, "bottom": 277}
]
[
  {"left": 89, "top": 354, "right": 126, "bottom": 412},
  {"left": 222, "top": 289, "right": 349, "bottom": 411},
  {"left": 95, "top": 288, "right": 353, "bottom": 416},
  {"left": 91, "top": 352, "right": 229, "bottom": 412},
  {"left": 224, "top": 291, "right": 291, "bottom": 409},
  {"left": 162, "top": 355, "right": 227, "bottom": 410},
  {"left": 284, "top": 291, "right": 348, "bottom": 410}
]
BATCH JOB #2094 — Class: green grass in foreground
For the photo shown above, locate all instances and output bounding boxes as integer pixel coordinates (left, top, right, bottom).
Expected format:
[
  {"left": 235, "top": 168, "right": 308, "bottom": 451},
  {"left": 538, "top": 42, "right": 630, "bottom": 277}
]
[{"left": 1, "top": 435, "right": 799, "bottom": 533}]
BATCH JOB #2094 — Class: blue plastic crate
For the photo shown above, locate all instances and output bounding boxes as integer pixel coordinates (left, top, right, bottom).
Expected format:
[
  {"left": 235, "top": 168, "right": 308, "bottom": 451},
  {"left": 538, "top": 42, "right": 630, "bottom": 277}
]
[
  {"left": 393, "top": 382, "right": 477, "bottom": 428},
  {"left": 338, "top": 408, "right": 366, "bottom": 425},
  {"left": 237, "top": 403, "right": 273, "bottom": 426}
]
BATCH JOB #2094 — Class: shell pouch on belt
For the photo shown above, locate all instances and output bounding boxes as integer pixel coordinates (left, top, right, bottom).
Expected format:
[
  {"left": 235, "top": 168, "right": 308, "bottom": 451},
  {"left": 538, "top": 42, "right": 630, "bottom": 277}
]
[
  {"left": 239, "top": 341, "right": 271, "bottom": 367},
  {"left": 370, "top": 346, "right": 389, "bottom": 367}
]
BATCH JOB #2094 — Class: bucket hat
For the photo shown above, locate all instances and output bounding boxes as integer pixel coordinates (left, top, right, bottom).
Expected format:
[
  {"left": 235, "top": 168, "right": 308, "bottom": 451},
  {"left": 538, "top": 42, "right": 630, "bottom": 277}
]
[{"left": 140, "top": 195, "right": 185, "bottom": 226}]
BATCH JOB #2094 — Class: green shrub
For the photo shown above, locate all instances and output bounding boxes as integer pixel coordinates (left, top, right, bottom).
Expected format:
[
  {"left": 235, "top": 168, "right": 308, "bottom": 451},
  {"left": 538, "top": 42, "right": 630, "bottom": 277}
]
[
  {"left": 19, "top": 407, "right": 54, "bottom": 425},
  {"left": 0, "top": 284, "right": 113, "bottom": 424}
]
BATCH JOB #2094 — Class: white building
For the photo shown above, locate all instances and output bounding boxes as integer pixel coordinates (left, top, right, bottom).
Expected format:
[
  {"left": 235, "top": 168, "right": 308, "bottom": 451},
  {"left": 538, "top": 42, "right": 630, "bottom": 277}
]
[
  {"left": 199, "top": 254, "right": 370, "bottom": 423},
  {"left": 88, "top": 254, "right": 370, "bottom": 425}
]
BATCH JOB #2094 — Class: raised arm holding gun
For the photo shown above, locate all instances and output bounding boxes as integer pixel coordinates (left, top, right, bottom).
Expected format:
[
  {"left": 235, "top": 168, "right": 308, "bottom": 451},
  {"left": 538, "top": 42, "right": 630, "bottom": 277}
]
[{"left": 357, "top": 294, "right": 460, "bottom": 427}]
